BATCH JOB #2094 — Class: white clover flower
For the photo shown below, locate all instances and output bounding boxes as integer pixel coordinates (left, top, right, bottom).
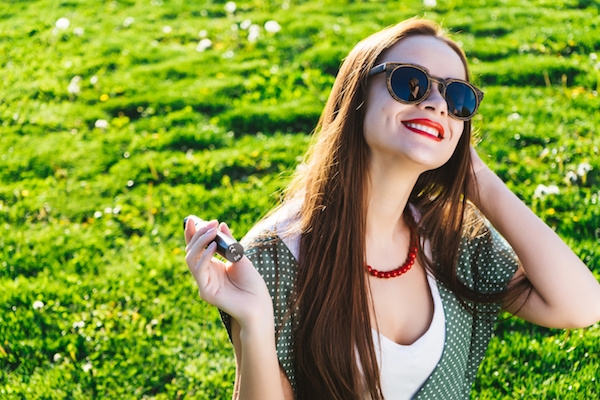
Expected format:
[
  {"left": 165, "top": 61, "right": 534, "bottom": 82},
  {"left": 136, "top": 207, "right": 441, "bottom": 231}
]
[
  {"left": 224, "top": 1, "right": 236, "bottom": 13},
  {"left": 56, "top": 17, "right": 70, "bottom": 30},
  {"left": 565, "top": 171, "right": 578, "bottom": 185},
  {"left": 533, "top": 184, "right": 546, "bottom": 198},
  {"left": 507, "top": 112, "right": 521, "bottom": 121},
  {"left": 95, "top": 119, "right": 109, "bottom": 129},
  {"left": 82, "top": 363, "right": 92, "bottom": 373},
  {"left": 73, "top": 321, "right": 85, "bottom": 329},
  {"left": 73, "top": 27, "right": 84, "bottom": 36},
  {"left": 162, "top": 26, "right": 172, "bottom": 34},
  {"left": 199, "top": 29, "right": 207, "bottom": 38},
  {"left": 591, "top": 53, "right": 598, "bottom": 61},
  {"left": 533, "top": 184, "right": 560, "bottom": 198},
  {"left": 67, "top": 76, "right": 82, "bottom": 95},
  {"left": 264, "top": 20, "right": 281, "bottom": 33},
  {"left": 123, "top": 17, "right": 135, "bottom": 27},
  {"left": 90, "top": 75, "right": 98, "bottom": 85},
  {"left": 53, "top": 353, "right": 62, "bottom": 362},
  {"left": 577, "top": 162, "right": 592, "bottom": 176},
  {"left": 248, "top": 24, "right": 260, "bottom": 42},
  {"left": 94, "top": 211, "right": 102, "bottom": 218},
  {"left": 240, "top": 19, "right": 252, "bottom": 30},
  {"left": 547, "top": 185, "right": 559, "bottom": 195},
  {"left": 423, "top": 0, "right": 437, "bottom": 7},
  {"left": 196, "top": 38, "right": 212, "bottom": 52},
  {"left": 33, "top": 300, "right": 44, "bottom": 310},
  {"left": 104, "top": 207, "right": 113, "bottom": 214}
]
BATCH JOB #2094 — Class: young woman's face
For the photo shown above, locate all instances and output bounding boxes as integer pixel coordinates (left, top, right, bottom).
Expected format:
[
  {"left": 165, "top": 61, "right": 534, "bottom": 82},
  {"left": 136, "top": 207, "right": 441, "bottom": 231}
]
[{"left": 363, "top": 35, "right": 467, "bottom": 172}]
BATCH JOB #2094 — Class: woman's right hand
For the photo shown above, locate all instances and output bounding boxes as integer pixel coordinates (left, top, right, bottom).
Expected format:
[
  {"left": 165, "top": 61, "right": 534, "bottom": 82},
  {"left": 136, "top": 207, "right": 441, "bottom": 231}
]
[{"left": 184, "top": 218, "right": 273, "bottom": 328}]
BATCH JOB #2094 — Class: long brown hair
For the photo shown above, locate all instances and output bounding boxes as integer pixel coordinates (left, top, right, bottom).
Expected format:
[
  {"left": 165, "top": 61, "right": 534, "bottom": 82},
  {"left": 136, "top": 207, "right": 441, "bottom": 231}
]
[{"left": 272, "top": 18, "right": 529, "bottom": 400}]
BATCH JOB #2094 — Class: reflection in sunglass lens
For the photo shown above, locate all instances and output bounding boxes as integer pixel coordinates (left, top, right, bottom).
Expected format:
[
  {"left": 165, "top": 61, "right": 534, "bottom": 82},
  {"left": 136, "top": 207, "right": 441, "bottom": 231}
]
[
  {"left": 390, "top": 67, "right": 428, "bottom": 102},
  {"left": 445, "top": 82, "right": 476, "bottom": 118}
]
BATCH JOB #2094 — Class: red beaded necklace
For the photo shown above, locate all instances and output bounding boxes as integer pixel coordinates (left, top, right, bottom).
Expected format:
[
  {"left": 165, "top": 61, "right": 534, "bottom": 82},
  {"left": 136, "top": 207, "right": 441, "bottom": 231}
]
[{"left": 366, "top": 219, "right": 418, "bottom": 279}]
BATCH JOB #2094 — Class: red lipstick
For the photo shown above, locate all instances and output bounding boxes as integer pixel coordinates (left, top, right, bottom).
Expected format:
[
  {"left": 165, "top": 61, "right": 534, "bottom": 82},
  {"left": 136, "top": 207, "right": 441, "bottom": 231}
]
[{"left": 402, "top": 119, "right": 444, "bottom": 141}]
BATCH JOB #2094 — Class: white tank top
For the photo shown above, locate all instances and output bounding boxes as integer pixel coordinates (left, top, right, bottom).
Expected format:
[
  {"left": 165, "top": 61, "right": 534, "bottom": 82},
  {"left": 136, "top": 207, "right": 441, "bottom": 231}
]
[{"left": 372, "top": 273, "right": 446, "bottom": 399}]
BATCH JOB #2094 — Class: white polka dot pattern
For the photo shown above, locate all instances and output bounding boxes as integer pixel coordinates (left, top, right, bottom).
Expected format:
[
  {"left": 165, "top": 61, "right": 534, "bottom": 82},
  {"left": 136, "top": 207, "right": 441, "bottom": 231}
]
[{"left": 219, "top": 223, "right": 518, "bottom": 399}]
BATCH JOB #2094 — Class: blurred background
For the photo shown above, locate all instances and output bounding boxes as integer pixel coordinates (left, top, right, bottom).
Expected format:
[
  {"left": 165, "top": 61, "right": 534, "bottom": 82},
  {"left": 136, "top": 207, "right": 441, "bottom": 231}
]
[{"left": 1, "top": 0, "right": 599, "bottom": 398}]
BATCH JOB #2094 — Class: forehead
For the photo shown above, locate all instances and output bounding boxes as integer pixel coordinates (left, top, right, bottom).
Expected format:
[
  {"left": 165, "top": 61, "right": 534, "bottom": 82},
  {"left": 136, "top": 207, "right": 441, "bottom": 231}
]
[{"left": 379, "top": 35, "right": 466, "bottom": 80}]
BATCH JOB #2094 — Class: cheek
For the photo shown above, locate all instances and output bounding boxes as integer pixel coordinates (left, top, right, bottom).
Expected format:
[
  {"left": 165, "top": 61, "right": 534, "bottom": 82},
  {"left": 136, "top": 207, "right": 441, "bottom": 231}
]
[{"left": 450, "top": 120, "right": 465, "bottom": 146}]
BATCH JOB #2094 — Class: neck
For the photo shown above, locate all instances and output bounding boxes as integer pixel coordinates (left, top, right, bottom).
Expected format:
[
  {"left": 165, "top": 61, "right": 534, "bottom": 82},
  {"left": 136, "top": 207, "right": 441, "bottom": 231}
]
[{"left": 365, "top": 159, "right": 421, "bottom": 240}]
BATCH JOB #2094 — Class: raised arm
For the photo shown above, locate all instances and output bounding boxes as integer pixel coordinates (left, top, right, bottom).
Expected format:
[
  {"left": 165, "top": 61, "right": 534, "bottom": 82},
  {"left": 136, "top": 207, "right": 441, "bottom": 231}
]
[
  {"left": 184, "top": 219, "right": 292, "bottom": 399},
  {"left": 468, "top": 147, "right": 600, "bottom": 329}
]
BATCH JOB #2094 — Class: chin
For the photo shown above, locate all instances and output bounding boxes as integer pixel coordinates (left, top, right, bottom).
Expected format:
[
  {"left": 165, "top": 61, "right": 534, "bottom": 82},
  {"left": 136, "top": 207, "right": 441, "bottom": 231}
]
[{"left": 403, "top": 149, "right": 453, "bottom": 171}]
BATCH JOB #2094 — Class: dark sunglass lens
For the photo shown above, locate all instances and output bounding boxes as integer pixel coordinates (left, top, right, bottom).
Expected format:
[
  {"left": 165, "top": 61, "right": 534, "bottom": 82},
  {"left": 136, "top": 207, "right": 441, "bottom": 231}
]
[
  {"left": 390, "top": 67, "right": 428, "bottom": 102},
  {"left": 446, "top": 82, "right": 477, "bottom": 118}
]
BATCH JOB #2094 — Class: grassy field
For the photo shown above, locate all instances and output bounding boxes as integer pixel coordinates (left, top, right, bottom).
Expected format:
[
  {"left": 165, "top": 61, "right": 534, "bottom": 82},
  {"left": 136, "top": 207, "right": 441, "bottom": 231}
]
[{"left": 1, "top": 0, "right": 600, "bottom": 398}]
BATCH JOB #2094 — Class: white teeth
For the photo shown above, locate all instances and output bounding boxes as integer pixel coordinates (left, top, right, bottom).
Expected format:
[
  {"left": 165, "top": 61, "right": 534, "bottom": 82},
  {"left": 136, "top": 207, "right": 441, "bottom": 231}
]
[{"left": 406, "top": 122, "right": 441, "bottom": 138}]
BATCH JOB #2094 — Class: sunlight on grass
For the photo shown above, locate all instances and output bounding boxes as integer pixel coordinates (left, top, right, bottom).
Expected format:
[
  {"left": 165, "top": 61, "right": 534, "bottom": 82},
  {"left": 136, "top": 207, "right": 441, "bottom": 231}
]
[{"left": 1, "top": 0, "right": 599, "bottom": 398}]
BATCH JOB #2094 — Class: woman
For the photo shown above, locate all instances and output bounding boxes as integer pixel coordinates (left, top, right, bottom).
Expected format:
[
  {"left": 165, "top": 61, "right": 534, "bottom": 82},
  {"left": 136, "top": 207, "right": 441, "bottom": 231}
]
[{"left": 184, "top": 19, "right": 600, "bottom": 400}]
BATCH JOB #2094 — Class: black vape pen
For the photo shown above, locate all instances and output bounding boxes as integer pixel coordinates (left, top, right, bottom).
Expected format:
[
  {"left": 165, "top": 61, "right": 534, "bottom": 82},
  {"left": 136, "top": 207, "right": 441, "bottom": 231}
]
[{"left": 183, "top": 215, "right": 244, "bottom": 263}]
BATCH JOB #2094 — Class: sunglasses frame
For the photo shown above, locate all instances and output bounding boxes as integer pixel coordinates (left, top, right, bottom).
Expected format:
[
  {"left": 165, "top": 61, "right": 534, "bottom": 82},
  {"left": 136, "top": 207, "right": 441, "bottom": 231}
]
[{"left": 368, "top": 62, "right": 484, "bottom": 121}]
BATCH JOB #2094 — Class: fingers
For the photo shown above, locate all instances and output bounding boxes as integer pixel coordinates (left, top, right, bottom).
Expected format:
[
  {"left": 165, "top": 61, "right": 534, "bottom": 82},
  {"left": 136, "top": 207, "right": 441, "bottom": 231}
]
[
  {"left": 184, "top": 217, "right": 196, "bottom": 244},
  {"left": 195, "top": 241, "right": 218, "bottom": 290},
  {"left": 185, "top": 224, "right": 219, "bottom": 269},
  {"left": 219, "top": 221, "right": 234, "bottom": 239},
  {"left": 185, "top": 219, "right": 218, "bottom": 253}
]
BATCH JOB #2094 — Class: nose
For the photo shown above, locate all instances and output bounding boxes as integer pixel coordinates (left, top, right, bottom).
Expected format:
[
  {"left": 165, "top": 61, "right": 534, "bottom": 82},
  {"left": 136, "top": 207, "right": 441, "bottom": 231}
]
[{"left": 417, "top": 83, "right": 448, "bottom": 116}]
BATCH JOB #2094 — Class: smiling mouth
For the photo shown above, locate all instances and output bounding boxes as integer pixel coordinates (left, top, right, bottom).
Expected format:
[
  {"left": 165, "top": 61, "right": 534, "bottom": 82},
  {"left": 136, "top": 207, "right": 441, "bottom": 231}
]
[{"left": 402, "top": 120, "right": 444, "bottom": 141}]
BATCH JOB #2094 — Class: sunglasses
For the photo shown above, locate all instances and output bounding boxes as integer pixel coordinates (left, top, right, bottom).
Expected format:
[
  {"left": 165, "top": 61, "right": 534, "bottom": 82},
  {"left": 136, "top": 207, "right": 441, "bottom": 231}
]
[{"left": 368, "top": 63, "right": 484, "bottom": 121}]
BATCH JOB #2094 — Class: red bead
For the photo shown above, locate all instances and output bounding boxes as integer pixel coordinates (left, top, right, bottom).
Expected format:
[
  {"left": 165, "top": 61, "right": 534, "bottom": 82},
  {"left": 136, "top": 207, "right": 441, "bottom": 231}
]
[{"left": 365, "top": 216, "right": 419, "bottom": 278}]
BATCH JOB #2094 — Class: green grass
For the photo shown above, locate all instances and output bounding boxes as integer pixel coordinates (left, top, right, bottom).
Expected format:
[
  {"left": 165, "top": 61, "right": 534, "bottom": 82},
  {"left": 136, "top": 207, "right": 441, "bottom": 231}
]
[{"left": 1, "top": 0, "right": 599, "bottom": 398}]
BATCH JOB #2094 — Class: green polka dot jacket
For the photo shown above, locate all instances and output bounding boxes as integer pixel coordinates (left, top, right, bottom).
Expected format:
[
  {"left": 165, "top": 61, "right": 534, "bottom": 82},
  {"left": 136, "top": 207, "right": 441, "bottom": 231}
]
[{"left": 219, "top": 223, "right": 519, "bottom": 399}]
